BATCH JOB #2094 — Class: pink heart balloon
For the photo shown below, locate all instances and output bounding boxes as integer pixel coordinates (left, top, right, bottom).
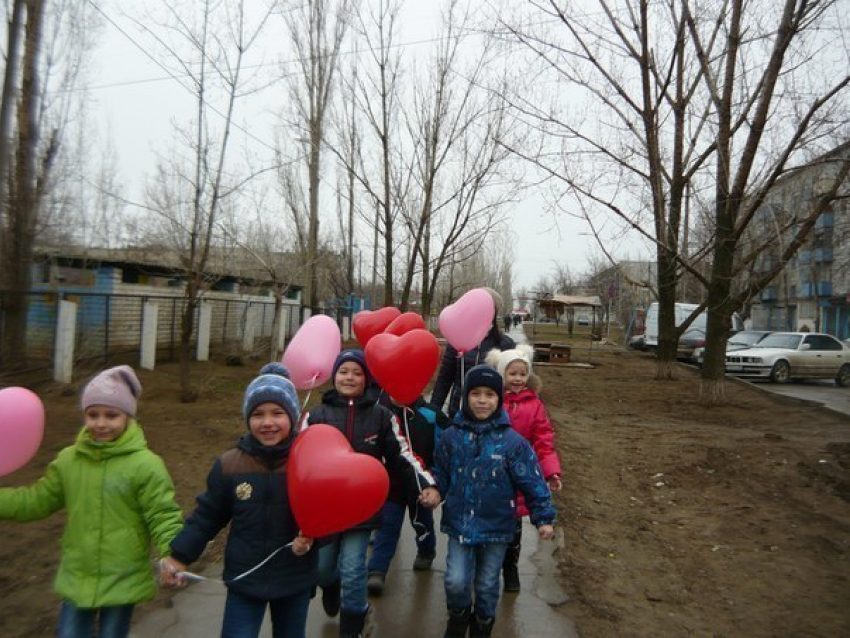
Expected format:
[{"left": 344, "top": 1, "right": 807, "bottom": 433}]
[
  {"left": 438, "top": 288, "right": 495, "bottom": 353},
  {"left": 0, "top": 387, "right": 45, "bottom": 477},
  {"left": 282, "top": 315, "right": 342, "bottom": 390}
]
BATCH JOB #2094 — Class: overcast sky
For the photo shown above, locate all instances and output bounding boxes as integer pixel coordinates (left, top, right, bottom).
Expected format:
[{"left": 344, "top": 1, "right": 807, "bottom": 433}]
[{"left": 86, "top": 0, "right": 646, "bottom": 290}]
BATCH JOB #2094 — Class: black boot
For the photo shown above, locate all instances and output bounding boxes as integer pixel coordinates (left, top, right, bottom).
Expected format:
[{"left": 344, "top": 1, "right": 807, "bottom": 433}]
[
  {"left": 340, "top": 605, "right": 374, "bottom": 638},
  {"left": 502, "top": 543, "right": 521, "bottom": 592},
  {"left": 469, "top": 614, "right": 495, "bottom": 637},
  {"left": 444, "top": 606, "right": 472, "bottom": 637},
  {"left": 322, "top": 578, "right": 341, "bottom": 617}
]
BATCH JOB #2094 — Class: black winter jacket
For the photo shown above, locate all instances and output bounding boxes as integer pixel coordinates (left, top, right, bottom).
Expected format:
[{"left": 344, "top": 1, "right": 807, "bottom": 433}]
[
  {"left": 302, "top": 390, "right": 435, "bottom": 528},
  {"left": 430, "top": 329, "right": 516, "bottom": 418},
  {"left": 170, "top": 433, "right": 317, "bottom": 600}
]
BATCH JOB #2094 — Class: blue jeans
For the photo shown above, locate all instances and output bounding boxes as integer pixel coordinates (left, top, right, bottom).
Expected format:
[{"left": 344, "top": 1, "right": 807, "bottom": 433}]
[
  {"left": 368, "top": 499, "right": 436, "bottom": 574},
  {"left": 221, "top": 588, "right": 311, "bottom": 638},
  {"left": 57, "top": 600, "right": 134, "bottom": 638},
  {"left": 317, "top": 529, "right": 371, "bottom": 614},
  {"left": 444, "top": 537, "right": 508, "bottom": 620}
]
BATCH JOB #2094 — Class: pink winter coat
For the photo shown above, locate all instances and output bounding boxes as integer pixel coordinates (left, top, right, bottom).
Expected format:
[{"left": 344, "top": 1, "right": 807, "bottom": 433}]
[{"left": 504, "top": 378, "right": 562, "bottom": 517}]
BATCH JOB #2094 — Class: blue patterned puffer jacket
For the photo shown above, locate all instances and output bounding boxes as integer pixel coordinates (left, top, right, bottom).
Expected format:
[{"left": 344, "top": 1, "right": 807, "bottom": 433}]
[{"left": 432, "top": 409, "right": 556, "bottom": 545}]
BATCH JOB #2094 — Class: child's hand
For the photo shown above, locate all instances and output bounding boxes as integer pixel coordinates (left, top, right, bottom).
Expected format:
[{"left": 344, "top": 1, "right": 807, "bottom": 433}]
[
  {"left": 419, "top": 487, "right": 441, "bottom": 509},
  {"left": 159, "top": 556, "right": 187, "bottom": 587},
  {"left": 548, "top": 475, "right": 563, "bottom": 492},
  {"left": 538, "top": 524, "right": 555, "bottom": 540},
  {"left": 291, "top": 532, "right": 314, "bottom": 557}
]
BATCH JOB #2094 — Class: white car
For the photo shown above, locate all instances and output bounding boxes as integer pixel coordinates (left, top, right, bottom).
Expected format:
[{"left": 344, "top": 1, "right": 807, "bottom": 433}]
[
  {"left": 725, "top": 332, "right": 850, "bottom": 386},
  {"left": 694, "top": 330, "right": 773, "bottom": 366}
]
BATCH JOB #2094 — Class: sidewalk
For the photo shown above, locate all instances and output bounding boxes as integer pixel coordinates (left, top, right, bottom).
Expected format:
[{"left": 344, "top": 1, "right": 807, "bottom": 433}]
[{"left": 130, "top": 516, "right": 574, "bottom": 637}]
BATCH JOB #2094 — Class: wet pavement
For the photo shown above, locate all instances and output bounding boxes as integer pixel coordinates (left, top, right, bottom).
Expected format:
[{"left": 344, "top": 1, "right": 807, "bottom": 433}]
[{"left": 130, "top": 516, "right": 575, "bottom": 637}]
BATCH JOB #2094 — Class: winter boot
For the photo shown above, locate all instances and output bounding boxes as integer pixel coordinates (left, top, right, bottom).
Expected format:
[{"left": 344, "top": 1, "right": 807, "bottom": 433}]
[
  {"left": 413, "top": 550, "right": 436, "bottom": 571},
  {"left": 502, "top": 544, "right": 521, "bottom": 592},
  {"left": 367, "top": 571, "right": 385, "bottom": 596},
  {"left": 469, "top": 614, "right": 495, "bottom": 637},
  {"left": 322, "top": 578, "right": 341, "bottom": 617},
  {"left": 340, "top": 606, "right": 374, "bottom": 638},
  {"left": 444, "top": 606, "right": 472, "bottom": 638}
]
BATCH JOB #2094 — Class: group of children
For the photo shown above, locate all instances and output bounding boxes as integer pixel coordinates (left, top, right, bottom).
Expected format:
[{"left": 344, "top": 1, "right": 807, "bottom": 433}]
[{"left": 0, "top": 326, "right": 561, "bottom": 638}]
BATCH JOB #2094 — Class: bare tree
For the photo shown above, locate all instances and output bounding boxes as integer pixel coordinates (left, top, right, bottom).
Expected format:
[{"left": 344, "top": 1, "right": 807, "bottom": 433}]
[
  {"left": 139, "top": 0, "right": 273, "bottom": 400},
  {"left": 499, "top": 0, "right": 850, "bottom": 400},
  {"left": 283, "top": 0, "right": 351, "bottom": 313}
]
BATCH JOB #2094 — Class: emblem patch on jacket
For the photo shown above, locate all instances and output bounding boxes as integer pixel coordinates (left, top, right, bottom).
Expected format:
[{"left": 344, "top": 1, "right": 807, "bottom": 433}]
[{"left": 235, "top": 482, "right": 253, "bottom": 501}]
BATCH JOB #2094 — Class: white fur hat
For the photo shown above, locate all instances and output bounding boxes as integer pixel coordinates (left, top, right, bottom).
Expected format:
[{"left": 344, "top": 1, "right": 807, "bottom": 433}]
[{"left": 486, "top": 344, "right": 534, "bottom": 378}]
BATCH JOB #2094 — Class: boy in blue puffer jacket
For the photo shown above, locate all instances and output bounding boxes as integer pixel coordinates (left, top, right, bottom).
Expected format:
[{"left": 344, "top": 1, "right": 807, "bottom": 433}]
[{"left": 420, "top": 364, "right": 556, "bottom": 638}]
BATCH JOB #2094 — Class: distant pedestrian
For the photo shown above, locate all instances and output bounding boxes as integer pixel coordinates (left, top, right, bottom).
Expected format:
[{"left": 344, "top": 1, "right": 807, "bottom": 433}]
[
  {"left": 431, "top": 287, "right": 515, "bottom": 418},
  {"left": 420, "top": 365, "right": 556, "bottom": 637},
  {"left": 486, "top": 345, "right": 562, "bottom": 592},
  {"left": 161, "top": 363, "right": 317, "bottom": 638},
  {"left": 0, "top": 365, "right": 183, "bottom": 638},
  {"left": 503, "top": 314, "right": 512, "bottom": 332}
]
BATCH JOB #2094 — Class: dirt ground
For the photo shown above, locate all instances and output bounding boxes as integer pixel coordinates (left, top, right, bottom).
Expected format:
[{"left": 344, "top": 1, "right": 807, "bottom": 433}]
[{"left": 1, "top": 342, "right": 849, "bottom": 637}]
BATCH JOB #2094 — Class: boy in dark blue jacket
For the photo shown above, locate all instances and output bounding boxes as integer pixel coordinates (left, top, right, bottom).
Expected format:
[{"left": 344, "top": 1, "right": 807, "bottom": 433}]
[
  {"left": 367, "top": 394, "right": 449, "bottom": 595},
  {"left": 162, "top": 363, "right": 316, "bottom": 638},
  {"left": 420, "top": 364, "right": 556, "bottom": 638}
]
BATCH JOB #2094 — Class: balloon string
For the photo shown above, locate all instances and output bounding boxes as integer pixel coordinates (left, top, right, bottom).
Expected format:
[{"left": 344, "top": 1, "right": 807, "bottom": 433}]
[
  {"left": 300, "top": 374, "right": 320, "bottom": 414},
  {"left": 401, "top": 408, "right": 423, "bottom": 494},
  {"left": 167, "top": 543, "right": 293, "bottom": 585}
]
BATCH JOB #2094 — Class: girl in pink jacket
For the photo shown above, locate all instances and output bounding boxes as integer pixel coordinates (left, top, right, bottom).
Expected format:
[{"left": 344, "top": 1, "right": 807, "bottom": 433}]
[{"left": 486, "top": 344, "right": 562, "bottom": 593}]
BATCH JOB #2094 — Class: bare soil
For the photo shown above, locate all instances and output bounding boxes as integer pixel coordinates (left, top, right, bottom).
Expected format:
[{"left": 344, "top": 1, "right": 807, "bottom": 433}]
[{"left": 1, "top": 343, "right": 849, "bottom": 637}]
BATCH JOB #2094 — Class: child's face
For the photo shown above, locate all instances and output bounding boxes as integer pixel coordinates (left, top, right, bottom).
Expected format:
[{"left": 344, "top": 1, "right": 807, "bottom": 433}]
[
  {"left": 467, "top": 387, "right": 500, "bottom": 420},
  {"left": 84, "top": 406, "right": 130, "bottom": 442},
  {"left": 504, "top": 360, "right": 530, "bottom": 393},
  {"left": 249, "top": 402, "right": 292, "bottom": 446},
  {"left": 335, "top": 362, "right": 366, "bottom": 398}
]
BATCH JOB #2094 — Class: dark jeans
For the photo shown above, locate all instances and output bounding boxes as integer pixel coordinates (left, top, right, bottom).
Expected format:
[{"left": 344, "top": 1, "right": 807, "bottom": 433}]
[
  {"left": 57, "top": 600, "right": 134, "bottom": 638},
  {"left": 444, "top": 537, "right": 508, "bottom": 620},
  {"left": 221, "top": 588, "right": 311, "bottom": 638},
  {"left": 368, "top": 499, "right": 436, "bottom": 574}
]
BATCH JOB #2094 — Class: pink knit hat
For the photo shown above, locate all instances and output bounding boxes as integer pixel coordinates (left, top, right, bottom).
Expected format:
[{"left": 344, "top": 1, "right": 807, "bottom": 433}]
[{"left": 81, "top": 365, "right": 143, "bottom": 416}]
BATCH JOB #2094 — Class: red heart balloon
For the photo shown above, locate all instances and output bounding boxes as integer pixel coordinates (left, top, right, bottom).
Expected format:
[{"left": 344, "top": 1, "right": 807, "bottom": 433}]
[
  {"left": 384, "top": 311, "right": 426, "bottom": 336},
  {"left": 353, "top": 307, "right": 401, "bottom": 347},
  {"left": 365, "top": 329, "right": 440, "bottom": 405},
  {"left": 288, "top": 424, "right": 389, "bottom": 537}
]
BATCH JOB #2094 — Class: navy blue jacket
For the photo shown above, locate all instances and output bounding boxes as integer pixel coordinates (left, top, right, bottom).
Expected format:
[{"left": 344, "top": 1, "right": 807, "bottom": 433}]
[
  {"left": 170, "top": 433, "right": 317, "bottom": 600},
  {"left": 303, "top": 390, "right": 435, "bottom": 529},
  {"left": 432, "top": 409, "right": 556, "bottom": 545},
  {"left": 430, "top": 329, "right": 515, "bottom": 418}
]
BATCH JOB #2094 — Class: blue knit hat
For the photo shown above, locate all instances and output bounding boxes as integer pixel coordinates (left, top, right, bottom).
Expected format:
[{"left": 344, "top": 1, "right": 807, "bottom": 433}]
[
  {"left": 332, "top": 349, "right": 370, "bottom": 385},
  {"left": 242, "top": 363, "right": 300, "bottom": 427},
  {"left": 462, "top": 364, "right": 503, "bottom": 420}
]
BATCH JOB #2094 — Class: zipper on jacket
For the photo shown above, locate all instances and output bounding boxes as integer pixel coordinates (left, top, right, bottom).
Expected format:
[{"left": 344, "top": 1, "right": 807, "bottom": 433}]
[{"left": 347, "top": 399, "right": 355, "bottom": 442}]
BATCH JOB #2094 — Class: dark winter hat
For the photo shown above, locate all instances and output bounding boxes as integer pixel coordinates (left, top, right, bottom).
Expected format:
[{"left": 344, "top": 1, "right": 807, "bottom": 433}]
[
  {"left": 461, "top": 364, "right": 504, "bottom": 420},
  {"left": 242, "top": 362, "right": 300, "bottom": 427},
  {"left": 332, "top": 349, "right": 371, "bottom": 385},
  {"left": 81, "top": 365, "right": 142, "bottom": 416}
]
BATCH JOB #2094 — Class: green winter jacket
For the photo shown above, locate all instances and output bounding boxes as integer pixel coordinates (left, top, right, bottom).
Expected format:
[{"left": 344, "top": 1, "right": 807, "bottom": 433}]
[{"left": 0, "top": 421, "right": 183, "bottom": 608}]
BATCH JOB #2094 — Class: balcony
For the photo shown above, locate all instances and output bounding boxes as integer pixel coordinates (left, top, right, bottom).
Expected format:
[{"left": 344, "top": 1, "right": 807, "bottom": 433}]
[
  {"left": 814, "top": 248, "right": 834, "bottom": 262},
  {"left": 800, "top": 281, "right": 832, "bottom": 298},
  {"left": 761, "top": 286, "right": 778, "bottom": 301}
]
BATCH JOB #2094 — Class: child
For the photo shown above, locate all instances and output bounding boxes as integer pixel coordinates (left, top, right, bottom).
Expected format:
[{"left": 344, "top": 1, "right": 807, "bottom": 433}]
[
  {"left": 160, "top": 363, "right": 315, "bottom": 638},
  {"left": 0, "top": 365, "right": 183, "bottom": 638},
  {"left": 486, "top": 345, "right": 562, "bottom": 592},
  {"left": 420, "top": 364, "right": 556, "bottom": 638},
  {"left": 301, "top": 349, "right": 435, "bottom": 638},
  {"left": 366, "top": 393, "right": 449, "bottom": 595}
]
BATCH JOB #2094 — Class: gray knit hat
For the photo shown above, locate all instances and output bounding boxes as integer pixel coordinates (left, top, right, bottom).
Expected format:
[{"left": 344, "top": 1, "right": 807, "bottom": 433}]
[
  {"left": 242, "top": 363, "right": 300, "bottom": 427},
  {"left": 81, "top": 365, "right": 142, "bottom": 416}
]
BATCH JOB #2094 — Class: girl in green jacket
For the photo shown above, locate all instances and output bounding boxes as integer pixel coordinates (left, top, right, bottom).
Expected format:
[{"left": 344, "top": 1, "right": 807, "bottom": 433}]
[{"left": 0, "top": 365, "right": 184, "bottom": 638}]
